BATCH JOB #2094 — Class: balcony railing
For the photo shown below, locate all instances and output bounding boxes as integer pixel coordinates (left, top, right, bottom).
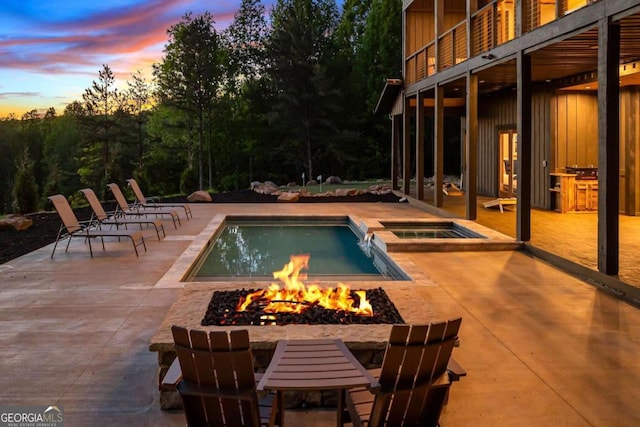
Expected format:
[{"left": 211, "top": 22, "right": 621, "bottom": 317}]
[
  {"left": 404, "top": 0, "right": 599, "bottom": 85},
  {"left": 439, "top": 22, "right": 468, "bottom": 70},
  {"left": 472, "top": 2, "right": 496, "bottom": 56},
  {"left": 406, "top": 41, "right": 436, "bottom": 86}
]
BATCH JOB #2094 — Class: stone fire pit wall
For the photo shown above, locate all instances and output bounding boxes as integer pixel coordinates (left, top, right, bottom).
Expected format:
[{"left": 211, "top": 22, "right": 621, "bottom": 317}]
[{"left": 150, "top": 280, "right": 438, "bottom": 409}]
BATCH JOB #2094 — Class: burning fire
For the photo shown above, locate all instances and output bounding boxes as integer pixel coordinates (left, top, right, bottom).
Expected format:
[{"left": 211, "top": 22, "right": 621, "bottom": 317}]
[{"left": 236, "top": 254, "right": 373, "bottom": 316}]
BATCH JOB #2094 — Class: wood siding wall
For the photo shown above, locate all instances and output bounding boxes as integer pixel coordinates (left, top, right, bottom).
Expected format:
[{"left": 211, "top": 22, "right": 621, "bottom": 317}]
[
  {"left": 477, "top": 88, "right": 553, "bottom": 208},
  {"left": 621, "top": 87, "right": 640, "bottom": 215},
  {"left": 552, "top": 92, "right": 598, "bottom": 170},
  {"left": 468, "top": 86, "right": 640, "bottom": 212},
  {"left": 406, "top": 10, "right": 434, "bottom": 56},
  {"left": 405, "top": 0, "right": 465, "bottom": 57}
]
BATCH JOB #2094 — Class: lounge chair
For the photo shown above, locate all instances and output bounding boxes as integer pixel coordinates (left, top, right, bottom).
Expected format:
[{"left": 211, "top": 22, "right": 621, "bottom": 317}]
[
  {"left": 48, "top": 194, "right": 146, "bottom": 258},
  {"left": 345, "top": 319, "right": 464, "bottom": 427},
  {"left": 79, "top": 188, "right": 165, "bottom": 241},
  {"left": 106, "top": 183, "right": 181, "bottom": 229},
  {"left": 170, "top": 326, "right": 278, "bottom": 427},
  {"left": 126, "top": 178, "right": 193, "bottom": 220}
]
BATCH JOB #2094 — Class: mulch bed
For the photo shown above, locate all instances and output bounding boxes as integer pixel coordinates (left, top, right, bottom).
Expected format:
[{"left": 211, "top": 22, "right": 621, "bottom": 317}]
[{"left": 0, "top": 189, "right": 404, "bottom": 265}]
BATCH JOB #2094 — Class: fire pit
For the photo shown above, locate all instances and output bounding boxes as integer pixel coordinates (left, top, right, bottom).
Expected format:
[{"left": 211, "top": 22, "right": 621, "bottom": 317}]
[
  {"left": 202, "top": 287, "right": 403, "bottom": 326},
  {"left": 201, "top": 254, "right": 404, "bottom": 326}
]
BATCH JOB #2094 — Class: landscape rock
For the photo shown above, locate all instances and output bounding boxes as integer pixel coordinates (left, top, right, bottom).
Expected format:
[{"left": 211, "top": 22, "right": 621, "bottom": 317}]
[
  {"left": 187, "top": 191, "right": 212, "bottom": 202},
  {"left": 0, "top": 214, "right": 33, "bottom": 231},
  {"left": 277, "top": 192, "right": 300, "bottom": 203},
  {"left": 335, "top": 188, "right": 357, "bottom": 196},
  {"left": 251, "top": 181, "right": 280, "bottom": 195},
  {"left": 325, "top": 176, "right": 342, "bottom": 184}
]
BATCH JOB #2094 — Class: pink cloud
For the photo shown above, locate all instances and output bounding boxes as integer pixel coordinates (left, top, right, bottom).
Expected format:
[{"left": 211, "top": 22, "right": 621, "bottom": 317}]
[{"left": 0, "top": 0, "right": 237, "bottom": 76}]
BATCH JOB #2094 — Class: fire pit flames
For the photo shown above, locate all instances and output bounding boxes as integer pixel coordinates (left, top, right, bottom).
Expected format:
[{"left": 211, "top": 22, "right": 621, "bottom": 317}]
[
  {"left": 237, "top": 254, "right": 373, "bottom": 316},
  {"left": 200, "top": 254, "right": 404, "bottom": 326}
]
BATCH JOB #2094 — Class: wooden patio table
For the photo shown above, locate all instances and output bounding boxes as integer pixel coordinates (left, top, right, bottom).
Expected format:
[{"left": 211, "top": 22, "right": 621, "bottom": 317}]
[{"left": 257, "top": 338, "right": 379, "bottom": 427}]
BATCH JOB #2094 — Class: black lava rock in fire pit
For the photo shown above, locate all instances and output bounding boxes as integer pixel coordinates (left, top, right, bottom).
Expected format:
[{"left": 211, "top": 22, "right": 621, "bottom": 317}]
[{"left": 201, "top": 287, "right": 404, "bottom": 326}]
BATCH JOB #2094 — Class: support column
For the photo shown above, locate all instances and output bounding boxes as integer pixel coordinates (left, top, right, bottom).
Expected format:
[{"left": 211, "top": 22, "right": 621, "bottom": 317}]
[
  {"left": 391, "top": 115, "right": 400, "bottom": 191},
  {"left": 517, "top": 51, "right": 532, "bottom": 242},
  {"left": 597, "top": 18, "right": 620, "bottom": 275},
  {"left": 465, "top": 73, "right": 478, "bottom": 220},
  {"left": 403, "top": 97, "right": 412, "bottom": 195},
  {"left": 434, "top": 85, "right": 444, "bottom": 207},
  {"left": 416, "top": 91, "right": 425, "bottom": 200}
]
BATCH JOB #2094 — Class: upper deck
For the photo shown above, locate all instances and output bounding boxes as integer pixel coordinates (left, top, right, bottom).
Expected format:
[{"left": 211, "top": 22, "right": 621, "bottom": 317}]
[{"left": 404, "top": 0, "right": 599, "bottom": 87}]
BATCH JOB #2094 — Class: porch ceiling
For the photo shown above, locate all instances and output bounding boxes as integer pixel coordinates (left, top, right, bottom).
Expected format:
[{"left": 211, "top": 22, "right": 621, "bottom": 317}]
[{"left": 450, "top": 10, "right": 640, "bottom": 95}]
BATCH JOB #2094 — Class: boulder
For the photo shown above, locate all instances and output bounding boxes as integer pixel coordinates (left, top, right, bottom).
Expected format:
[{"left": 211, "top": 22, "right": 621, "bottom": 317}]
[
  {"left": 187, "top": 191, "right": 212, "bottom": 202},
  {"left": 325, "top": 176, "right": 343, "bottom": 184},
  {"left": 0, "top": 214, "right": 33, "bottom": 231},
  {"left": 277, "top": 192, "right": 300, "bottom": 203},
  {"left": 251, "top": 181, "right": 280, "bottom": 195},
  {"left": 335, "top": 188, "right": 357, "bottom": 196}
]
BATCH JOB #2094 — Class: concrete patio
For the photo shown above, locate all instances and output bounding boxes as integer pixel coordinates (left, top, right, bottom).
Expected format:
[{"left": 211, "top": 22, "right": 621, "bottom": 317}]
[{"left": 1, "top": 199, "right": 639, "bottom": 426}]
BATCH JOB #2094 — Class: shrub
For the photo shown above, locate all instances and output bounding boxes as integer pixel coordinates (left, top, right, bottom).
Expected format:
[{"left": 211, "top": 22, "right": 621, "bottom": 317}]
[
  {"left": 180, "top": 167, "right": 199, "bottom": 194},
  {"left": 12, "top": 148, "right": 39, "bottom": 214}
]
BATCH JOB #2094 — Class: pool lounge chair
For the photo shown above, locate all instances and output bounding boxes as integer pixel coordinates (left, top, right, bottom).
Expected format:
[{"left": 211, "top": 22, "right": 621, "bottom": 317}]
[
  {"left": 48, "top": 194, "right": 146, "bottom": 258},
  {"left": 107, "top": 183, "right": 181, "bottom": 229},
  {"left": 345, "top": 319, "right": 464, "bottom": 427},
  {"left": 126, "top": 178, "right": 192, "bottom": 220},
  {"left": 79, "top": 188, "right": 165, "bottom": 241}
]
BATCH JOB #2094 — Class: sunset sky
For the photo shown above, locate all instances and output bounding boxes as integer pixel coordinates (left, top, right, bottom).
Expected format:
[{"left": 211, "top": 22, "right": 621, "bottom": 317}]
[{"left": 0, "top": 0, "right": 280, "bottom": 118}]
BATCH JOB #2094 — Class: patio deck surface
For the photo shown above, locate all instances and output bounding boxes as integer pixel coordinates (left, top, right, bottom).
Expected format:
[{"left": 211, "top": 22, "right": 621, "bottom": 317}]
[{"left": 1, "top": 199, "right": 639, "bottom": 426}]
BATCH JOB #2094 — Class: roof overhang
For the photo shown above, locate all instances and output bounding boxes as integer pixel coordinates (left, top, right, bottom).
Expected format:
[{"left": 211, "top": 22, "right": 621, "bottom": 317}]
[{"left": 374, "top": 79, "right": 403, "bottom": 114}]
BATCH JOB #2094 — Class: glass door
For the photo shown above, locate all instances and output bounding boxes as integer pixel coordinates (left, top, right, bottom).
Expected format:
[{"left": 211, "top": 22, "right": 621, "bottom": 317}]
[{"left": 499, "top": 130, "right": 518, "bottom": 197}]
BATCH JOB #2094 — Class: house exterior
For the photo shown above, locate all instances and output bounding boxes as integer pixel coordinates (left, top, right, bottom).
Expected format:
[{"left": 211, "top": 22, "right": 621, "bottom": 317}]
[{"left": 379, "top": 0, "right": 640, "bottom": 277}]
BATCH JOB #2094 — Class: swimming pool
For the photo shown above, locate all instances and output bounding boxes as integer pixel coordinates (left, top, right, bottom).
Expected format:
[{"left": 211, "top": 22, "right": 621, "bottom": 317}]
[{"left": 186, "top": 216, "right": 409, "bottom": 281}]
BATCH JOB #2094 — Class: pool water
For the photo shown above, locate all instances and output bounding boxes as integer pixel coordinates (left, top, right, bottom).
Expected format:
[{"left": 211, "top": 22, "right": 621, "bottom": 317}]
[
  {"left": 190, "top": 221, "right": 397, "bottom": 281},
  {"left": 380, "top": 221, "right": 485, "bottom": 239}
]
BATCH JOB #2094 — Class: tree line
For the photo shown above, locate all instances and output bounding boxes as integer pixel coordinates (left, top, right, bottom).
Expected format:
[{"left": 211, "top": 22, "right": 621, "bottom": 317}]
[{"left": 0, "top": 0, "right": 401, "bottom": 214}]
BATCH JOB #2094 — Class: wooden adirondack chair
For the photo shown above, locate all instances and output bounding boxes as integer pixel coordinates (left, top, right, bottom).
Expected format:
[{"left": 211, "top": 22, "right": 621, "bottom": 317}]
[
  {"left": 345, "top": 319, "right": 463, "bottom": 427},
  {"left": 171, "top": 326, "right": 278, "bottom": 427}
]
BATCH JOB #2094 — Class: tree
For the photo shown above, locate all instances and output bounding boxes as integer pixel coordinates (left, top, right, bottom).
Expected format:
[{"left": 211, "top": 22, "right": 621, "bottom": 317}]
[
  {"left": 127, "top": 70, "right": 153, "bottom": 181},
  {"left": 0, "top": 116, "right": 21, "bottom": 213},
  {"left": 266, "top": 0, "right": 341, "bottom": 180},
  {"left": 42, "top": 114, "right": 82, "bottom": 201},
  {"left": 153, "top": 12, "right": 223, "bottom": 191},
  {"left": 80, "top": 64, "right": 127, "bottom": 193},
  {"left": 334, "top": 0, "right": 402, "bottom": 179},
  {"left": 223, "top": 0, "right": 270, "bottom": 189},
  {"left": 226, "top": 0, "right": 269, "bottom": 86},
  {"left": 12, "top": 147, "right": 39, "bottom": 214}
]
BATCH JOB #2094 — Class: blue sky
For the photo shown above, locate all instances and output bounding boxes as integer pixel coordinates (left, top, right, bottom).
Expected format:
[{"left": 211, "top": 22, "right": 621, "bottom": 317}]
[{"left": 0, "top": 0, "right": 280, "bottom": 117}]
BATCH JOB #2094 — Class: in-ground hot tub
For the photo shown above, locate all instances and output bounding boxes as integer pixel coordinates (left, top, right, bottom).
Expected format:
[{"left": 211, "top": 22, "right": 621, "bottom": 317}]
[
  {"left": 357, "top": 218, "right": 522, "bottom": 252},
  {"left": 381, "top": 220, "right": 486, "bottom": 239}
]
